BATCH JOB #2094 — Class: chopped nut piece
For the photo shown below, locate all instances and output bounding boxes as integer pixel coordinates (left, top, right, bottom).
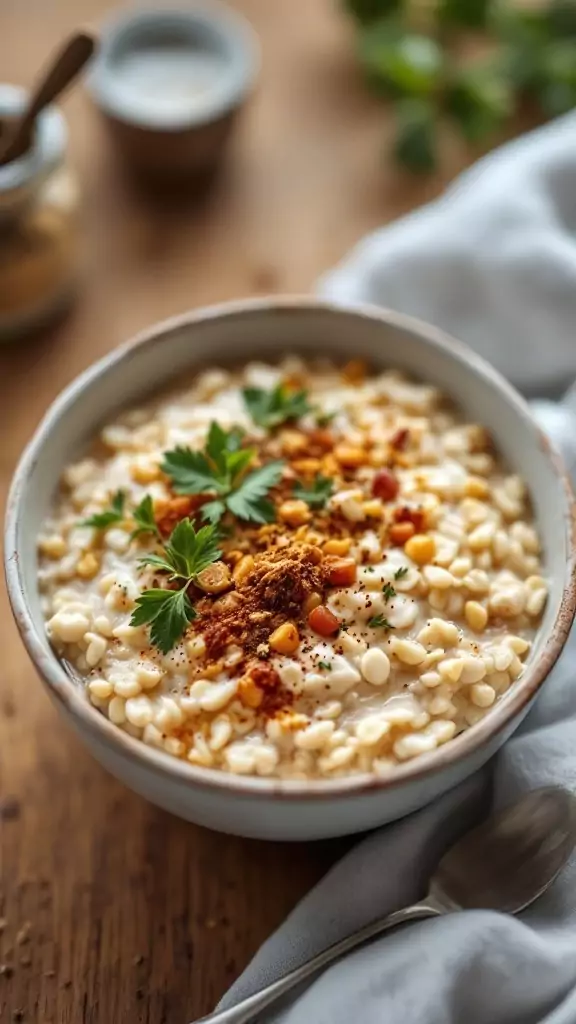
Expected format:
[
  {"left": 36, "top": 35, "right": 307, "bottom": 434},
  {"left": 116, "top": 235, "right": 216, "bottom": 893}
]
[
  {"left": 196, "top": 561, "right": 232, "bottom": 594},
  {"left": 278, "top": 499, "right": 311, "bottom": 528}
]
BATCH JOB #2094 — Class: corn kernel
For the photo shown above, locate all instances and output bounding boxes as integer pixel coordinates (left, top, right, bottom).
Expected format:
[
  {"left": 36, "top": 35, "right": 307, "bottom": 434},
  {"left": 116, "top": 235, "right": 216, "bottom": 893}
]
[
  {"left": 292, "top": 457, "right": 322, "bottom": 475},
  {"left": 233, "top": 554, "right": 255, "bottom": 585},
  {"left": 341, "top": 359, "right": 367, "bottom": 384},
  {"left": 38, "top": 535, "right": 67, "bottom": 559},
  {"left": 130, "top": 460, "right": 160, "bottom": 484},
  {"left": 464, "top": 600, "right": 488, "bottom": 632},
  {"left": 323, "top": 538, "right": 351, "bottom": 556},
  {"left": 280, "top": 430, "right": 307, "bottom": 456},
  {"left": 334, "top": 444, "right": 367, "bottom": 468},
  {"left": 279, "top": 500, "right": 311, "bottom": 527},
  {"left": 303, "top": 592, "right": 322, "bottom": 615},
  {"left": 389, "top": 521, "right": 415, "bottom": 546},
  {"left": 404, "top": 534, "right": 436, "bottom": 564},
  {"left": 238, "top": 676, "right": 264, "bottom": 709},
  {"left": 363, "top": 499, "right": 384, "bottom": 518},
  {"left": 464, "top": 476, "right": 490, "bottom": 500},
  {"left": 268, "top": 622, "right": 300, "bottom": 654},
  {"left": 76, "top": 552, "right": 100, "bottom": 580}
]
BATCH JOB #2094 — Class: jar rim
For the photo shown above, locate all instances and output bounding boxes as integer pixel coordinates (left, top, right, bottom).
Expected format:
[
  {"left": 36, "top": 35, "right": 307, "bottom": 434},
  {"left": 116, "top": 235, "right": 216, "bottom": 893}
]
[{"left": 0, "top": 84, "right": 67, "bottom": 198}]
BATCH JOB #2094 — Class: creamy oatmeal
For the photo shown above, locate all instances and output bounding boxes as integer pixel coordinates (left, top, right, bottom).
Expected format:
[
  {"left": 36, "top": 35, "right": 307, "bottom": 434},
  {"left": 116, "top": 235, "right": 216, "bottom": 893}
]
[{"left": 38, "top": 357, "right": 548, "bottom": 780}]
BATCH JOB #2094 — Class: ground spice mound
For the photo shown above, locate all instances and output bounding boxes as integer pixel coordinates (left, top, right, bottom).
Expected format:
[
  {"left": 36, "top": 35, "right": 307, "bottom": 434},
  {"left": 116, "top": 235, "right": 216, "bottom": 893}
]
[{"left": 200, "top": 542, "right": 327, "bottom": 659}]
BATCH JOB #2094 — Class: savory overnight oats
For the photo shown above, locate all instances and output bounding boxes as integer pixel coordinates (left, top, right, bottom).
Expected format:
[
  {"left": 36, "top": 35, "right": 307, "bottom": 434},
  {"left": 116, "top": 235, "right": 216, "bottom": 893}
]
[{"left": 37, "top": 357, "right": 548, "bottom": 780}]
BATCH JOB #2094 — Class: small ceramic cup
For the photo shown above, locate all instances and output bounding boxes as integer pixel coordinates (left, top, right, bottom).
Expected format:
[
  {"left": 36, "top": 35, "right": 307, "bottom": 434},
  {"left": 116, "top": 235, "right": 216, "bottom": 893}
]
[{"left": 86, "top": 3, "right": 259, "bottom": 185}]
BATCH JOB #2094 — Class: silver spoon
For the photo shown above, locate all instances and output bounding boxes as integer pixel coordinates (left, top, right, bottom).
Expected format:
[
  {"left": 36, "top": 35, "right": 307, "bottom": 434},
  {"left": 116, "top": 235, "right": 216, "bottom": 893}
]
[{"left": 194, "top": 787, "right": 576, "bottom": 1024}]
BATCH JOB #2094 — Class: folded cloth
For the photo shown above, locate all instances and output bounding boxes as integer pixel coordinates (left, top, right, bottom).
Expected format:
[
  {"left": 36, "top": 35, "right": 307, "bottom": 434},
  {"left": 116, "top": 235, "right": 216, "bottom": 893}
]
[{"left": 219, "top": 115, "right": 576, "bottom": 1023}]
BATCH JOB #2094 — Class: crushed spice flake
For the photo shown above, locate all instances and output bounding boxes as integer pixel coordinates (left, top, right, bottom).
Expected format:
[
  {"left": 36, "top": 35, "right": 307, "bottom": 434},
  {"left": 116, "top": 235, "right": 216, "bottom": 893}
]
[{"left": 200, "top": 542, "right": 328, "bottom": 662}]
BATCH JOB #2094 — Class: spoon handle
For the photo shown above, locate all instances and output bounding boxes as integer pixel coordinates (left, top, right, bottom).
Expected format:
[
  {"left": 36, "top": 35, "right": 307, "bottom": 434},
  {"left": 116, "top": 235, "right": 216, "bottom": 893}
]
[
  {"left": 23, "top": 32, "right": 96, "bottom": 126},
  {"left": 193, "top": 898, "right": 444, "bottom": 1024},
  {"left": 0, "top": 31, "right": 95, "bottom": 165}
]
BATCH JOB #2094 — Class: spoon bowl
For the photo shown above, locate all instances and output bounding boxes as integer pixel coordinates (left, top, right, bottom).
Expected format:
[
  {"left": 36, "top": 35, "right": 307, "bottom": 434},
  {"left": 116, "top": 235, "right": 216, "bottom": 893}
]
[{"left": 430, "top": 787, "right": 576, "bottom": 913}]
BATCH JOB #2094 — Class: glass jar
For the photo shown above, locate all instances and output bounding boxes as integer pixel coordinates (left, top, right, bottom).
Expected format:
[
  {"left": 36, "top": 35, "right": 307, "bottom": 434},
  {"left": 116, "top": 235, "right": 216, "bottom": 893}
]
[{"left": 0, "top": 84, "right": 80, "bottom": 342}]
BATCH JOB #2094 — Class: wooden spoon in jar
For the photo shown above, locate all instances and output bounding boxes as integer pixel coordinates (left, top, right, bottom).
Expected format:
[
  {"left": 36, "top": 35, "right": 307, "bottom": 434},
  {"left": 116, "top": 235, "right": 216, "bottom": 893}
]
[{"left": 0, "top": 30, "right": 96, "bottom": 166}]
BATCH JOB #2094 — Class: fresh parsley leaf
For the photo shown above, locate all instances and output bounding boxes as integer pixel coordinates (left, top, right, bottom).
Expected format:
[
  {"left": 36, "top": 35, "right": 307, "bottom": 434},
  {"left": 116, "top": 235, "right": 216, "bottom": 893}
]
[
  {"left": 293, "top": 474, "right": 334, "bottom": 509},
  {"left": 314, "top": 409, "right": 336, "bottom": 428},
  {"left": 82, "top": 490, "right": 125, "bottom": 529},
  {"left": 318, "top": 660, "right": 332, "bottom": 671},
  {"left": 139, "top": 519, "right": 221, "bottom": 581},
  {"left": 368, "top": 614, "right": 393, "bottom": 629},
  {"left": 131, "top": 494, "right": 161, "bottom": 540},
  {"left": 382, "top": 582, "right": 396, "bottom": 601},
  {"left": 226, "top": 461, "right": 284, "bottom": 524},
  {"left": 201, "top": 499, "right": 227, "bottom": 526},
  {"left": 242, "top": 384, "right": 312, "bottom": 430},
  {"left": 394, "top": 566, "right": 409, "bottom": 580},
  {"left": 162, "top": 422, "right": 285, "bottom": 525},
  {"left": 394, "top": 97, "right": 437, "bottom": 173},
  {"left": 130, "top": 588, "right": 196, "bottom": 654},
  {"left": 161, "top": 446, "right": 225, "bottom": 496},
  {"left": 206, "top": 421, "right": 249, "bottom": 476}
]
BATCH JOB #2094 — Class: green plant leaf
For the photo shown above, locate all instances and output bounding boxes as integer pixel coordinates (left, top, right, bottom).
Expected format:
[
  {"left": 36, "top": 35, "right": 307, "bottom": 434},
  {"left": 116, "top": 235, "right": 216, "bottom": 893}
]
[
  {"left": 161, "top": 446, "right": 223, "bottom": 496},
  {"left": 139, "top": 519, "right": 221, "bottom": 581},
  {"left": 130, "top": 588, "right": 196, "bottom": 654},
  {"left": 343, "top": 0, "right": 400, "bottom": 26},
  {"left": 446, "top": 60, "right": 514, "bottom": 142},
  {"left": 393, "top": 97, "right": 437, "bottom": 172},
  {"left": 293, "top": 474, "right": 334, "bottom": 509},
  {"left": 368, "top": 614, "right": 393, "bottom": 629},
  {"left": 242, "top": 384, "right": 312, "bottom": 430},
  {"left": 131, "top": 494, "right": 161, "bottom": 540},
  {"left": 226, "top": 461, "right": 285, "bottom": 523},
  {"left": 439, "top": 0, "right": 490, "bottom": 30},
  {"left": 82, "top": 490, "right": 126, "bottom": 529},
  {"left": 162, "top": 422, "right": 284, "bottom": 525},
  {"left": 361, "top": 23, "right": 444, "bottom": 98}
]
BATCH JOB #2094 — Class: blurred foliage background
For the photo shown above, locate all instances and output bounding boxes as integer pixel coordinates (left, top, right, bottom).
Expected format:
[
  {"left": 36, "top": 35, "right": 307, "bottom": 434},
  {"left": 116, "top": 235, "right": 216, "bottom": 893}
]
[{"left": 343, "top": 0, "right": 576, "bottom": 170}]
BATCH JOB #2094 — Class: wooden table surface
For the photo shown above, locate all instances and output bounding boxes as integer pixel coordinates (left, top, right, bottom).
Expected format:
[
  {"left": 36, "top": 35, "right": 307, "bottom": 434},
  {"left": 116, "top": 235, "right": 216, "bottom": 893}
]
[{"left": 0, "top": 3, "right": 462, "bottom": 1021}]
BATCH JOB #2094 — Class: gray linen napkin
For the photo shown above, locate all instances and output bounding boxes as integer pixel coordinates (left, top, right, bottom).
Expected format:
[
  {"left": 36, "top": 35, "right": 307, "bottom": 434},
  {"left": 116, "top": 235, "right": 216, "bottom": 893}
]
[{"left": 219, "top": 114, "right": 576, "bottom": 1023}]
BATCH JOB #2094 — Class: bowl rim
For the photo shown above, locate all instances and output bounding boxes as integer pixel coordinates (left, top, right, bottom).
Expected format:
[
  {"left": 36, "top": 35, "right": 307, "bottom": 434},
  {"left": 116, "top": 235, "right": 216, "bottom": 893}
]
[
  {"left": 6, "top": 295, "right": 576, "bottom": 801},
  {"left": 86, "top": 2, "right": 260, "bottom": 132}
]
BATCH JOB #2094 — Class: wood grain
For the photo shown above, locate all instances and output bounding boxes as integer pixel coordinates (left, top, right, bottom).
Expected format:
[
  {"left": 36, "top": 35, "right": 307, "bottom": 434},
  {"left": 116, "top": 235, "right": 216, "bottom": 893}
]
[{"left": 0, "top": 2, "right": 456, "bottom": 1020}]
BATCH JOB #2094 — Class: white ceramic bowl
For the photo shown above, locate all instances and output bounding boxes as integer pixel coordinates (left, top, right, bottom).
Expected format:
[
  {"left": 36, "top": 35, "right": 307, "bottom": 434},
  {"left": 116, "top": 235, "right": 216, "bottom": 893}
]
[{"left": 6, "top": 298, "right": 576, "bottom": 840}]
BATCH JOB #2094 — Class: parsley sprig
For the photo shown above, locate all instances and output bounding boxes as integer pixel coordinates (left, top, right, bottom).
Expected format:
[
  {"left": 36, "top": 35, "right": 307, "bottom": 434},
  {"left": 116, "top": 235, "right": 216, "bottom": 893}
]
[
  {"left": 131, "top": 494, "right": 161, "bottom": 540},
  {"left": 368, "top": 614, "right": 393, "bottom": 629},
  {"left": 382, "top": 582, "right": 396, "bottom": 601},
  {"left": 394, "top": 566, "right": 409, "bottom": 580},
  {"left": 293, "top": 473, "right": 334, "bottom": 509},
  {"left": 131, "top": 519, "right": 221, "bottom": 653},
  {"left": 139, "top": 519, "right": 221, "bottom": 581},
  {"left": 243, "top": 384, "right": 312, "bottom": 430},
  {"left": 131, "top": 588, "right": 196, "bottom": 655},
  {"left": 82, "top": 490, "right": 125, "bottom": 529},
  {"left": 161, "top": 422, "right": 284, "bottom": 525}
]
